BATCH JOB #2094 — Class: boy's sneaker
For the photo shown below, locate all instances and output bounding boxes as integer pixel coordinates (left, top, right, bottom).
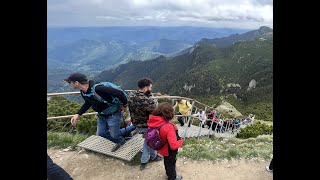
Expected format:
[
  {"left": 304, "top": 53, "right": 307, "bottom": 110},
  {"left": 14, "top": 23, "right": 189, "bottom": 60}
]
[
  {"left": 265, "top": 165, "right": 273, "bottom": 172},
  {"left": 111, "top": 140, "right": 126, "bottom": 152},
  {"left": 175, "top": 175, "right": 183, "bottom": 180},
  {"left": 151, "top": 155, "right": 163, "bottom": 162},
  {"left": 140, "top": 163, "right": 147, "bottom": 170}
]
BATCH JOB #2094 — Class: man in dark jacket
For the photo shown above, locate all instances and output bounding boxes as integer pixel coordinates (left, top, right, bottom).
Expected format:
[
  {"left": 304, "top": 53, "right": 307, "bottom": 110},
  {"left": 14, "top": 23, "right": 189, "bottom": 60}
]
[
  {"left": 128, "top": 78, "right": 163, "bottom": 170},
  {"left": 64, "top": 72, "right": 129, "bottom": 152}
]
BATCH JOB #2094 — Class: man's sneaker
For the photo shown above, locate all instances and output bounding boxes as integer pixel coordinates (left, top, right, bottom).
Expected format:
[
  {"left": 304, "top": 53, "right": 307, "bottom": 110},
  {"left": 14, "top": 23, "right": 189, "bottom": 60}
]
[
  {"left": 265, "top": 165, "right": 273, "bottom": 172},
  {"left": 124, "top": 136, "right": 132, "bottom": 140},
  {"left": 123, "top": 133, "right": 133, "bottom": 140},
  {"left": 151, "top": 155, "right": 163, "bottom": 162},
  {"left": 111, "top": 140, "right": 126, "bottom": 152},
  {"left": 175, "top": 175, "right": 183, "bottom": 180},
  {"left": 140, "top": 163, "right": 147, "bottom": 170},
  {"left": 131, "top": 129, "right": 138, "bottom": 135}
]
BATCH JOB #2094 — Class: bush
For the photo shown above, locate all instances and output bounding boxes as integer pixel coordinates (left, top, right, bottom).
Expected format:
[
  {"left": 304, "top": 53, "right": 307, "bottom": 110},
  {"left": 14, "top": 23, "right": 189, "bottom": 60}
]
[
  {"left": 236, "top": 121, "right": 273, "bottom": 139},
  {"left": 75, "top": 116, "right": 97, "bottom": 134},
  {"left": 47, "top": 96, "right": 97, "bottom": 135}
]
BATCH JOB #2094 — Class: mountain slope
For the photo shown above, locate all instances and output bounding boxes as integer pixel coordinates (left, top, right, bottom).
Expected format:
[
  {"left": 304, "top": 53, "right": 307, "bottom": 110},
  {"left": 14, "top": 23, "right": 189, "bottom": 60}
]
[
  {"left": 93, "top": 27, "right": 273, "bottom": 120},
  {"left": 199, "top": 26, "right": 273, "bottom": 47},
  {"left": 94, "top": 38, "right": 272, "bottom": 98}
]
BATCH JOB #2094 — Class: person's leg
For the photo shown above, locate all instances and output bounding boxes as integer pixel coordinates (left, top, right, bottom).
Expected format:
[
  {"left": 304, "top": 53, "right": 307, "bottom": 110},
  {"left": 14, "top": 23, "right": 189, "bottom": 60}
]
[
  {"left": 141, "top": 138, "right": 150, "bottom": 162},
  {"left": 47, "top": 154, "right": 73, "bottom": 180},
  {"left": 164, "top": 148, "right": 178, "bottom": 180},
  {"left": 206, "top": 120, "right": 211, "bottom": 129},
  {"left": 139, "top": 128, "right": 150, "bottom": 166},
  {"left": 97, "top": 114, "right": 123, "bottom": 142},
  {"left": 106, "top": 111, "right": 125, "bottom": 143},
  {"left": 96, "top": 115, "right": 109, "bottom": 138},
  {"left": 121, "top": 125, "right": 136, "bottom": 137},
  {"left": 177, "top": 112, "right": 184, "bottom": 126},
  {"left": 202, "top": 120, "right": 207, "bottom": 128},
  {"left": 149, "top": 147, "right": 160, "bottom": 161},
  {"left": 186, "top": 116, "right": 191, "bottom": 127}
]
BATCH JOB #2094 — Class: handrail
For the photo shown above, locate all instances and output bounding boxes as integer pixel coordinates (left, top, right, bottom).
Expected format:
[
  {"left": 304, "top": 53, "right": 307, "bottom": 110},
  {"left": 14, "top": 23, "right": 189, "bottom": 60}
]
[
  {"left": 47, "top": 92, "right": 80, "bottom": 96},
  {"left": 149, "top": 96, "right": 212, "bottom": 108},
  {"left": 47, "top": 90, "right": 137, "bottom": 97},
  {"left": 47, "top": 113, "right": 193, "bottom": 120},
  {"left": 47, "top": 112, "right": 97, "bottom": 120},
  {"left": 47, "top": 91, "right": 213, "bottom": 120},
  {"left": 46, "top": 91, "right": 249, "bottom": 138}
]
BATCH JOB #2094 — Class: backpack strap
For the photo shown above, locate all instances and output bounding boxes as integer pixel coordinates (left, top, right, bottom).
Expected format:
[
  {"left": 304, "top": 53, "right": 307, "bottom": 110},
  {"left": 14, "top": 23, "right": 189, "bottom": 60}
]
[
  {"left": 81, "top": 90, "right": 93, "bottom": 98},
  {"left": 91, "top": 83, "right": 113, "bottom": 106},
  {"left": 91, "top": 83, "right": 120, "bottom": 115},
  {"left": 157, "top": 121, "right": 170, "bottom": 130},
  {"left": 158, "top": 122, "right": 176, "bottom": 144}
]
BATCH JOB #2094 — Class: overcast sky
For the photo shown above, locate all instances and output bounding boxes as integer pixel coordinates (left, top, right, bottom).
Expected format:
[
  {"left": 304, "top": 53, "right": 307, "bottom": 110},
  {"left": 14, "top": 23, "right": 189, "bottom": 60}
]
[{"left": 48, "top": 0, "right": 273, "bottom": 29}]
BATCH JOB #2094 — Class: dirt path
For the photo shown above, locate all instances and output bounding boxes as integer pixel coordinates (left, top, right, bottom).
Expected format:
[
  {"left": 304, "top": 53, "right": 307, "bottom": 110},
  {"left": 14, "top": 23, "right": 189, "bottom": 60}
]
[{"left": 48, "top": 148, "right": 273, "bottom": 180}]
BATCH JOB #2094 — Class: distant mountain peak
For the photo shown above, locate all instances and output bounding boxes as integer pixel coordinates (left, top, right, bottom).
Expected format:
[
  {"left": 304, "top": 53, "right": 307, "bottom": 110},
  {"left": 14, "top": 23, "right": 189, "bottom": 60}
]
[
  {"left": 198, "top": 26, "right": 273, "bottom": 48},
  {"left": 255, "top": 26, "right": 273, "bottom": 36},
  {"left": 258, "top": 26, "right": 272, "bottom": 32}
]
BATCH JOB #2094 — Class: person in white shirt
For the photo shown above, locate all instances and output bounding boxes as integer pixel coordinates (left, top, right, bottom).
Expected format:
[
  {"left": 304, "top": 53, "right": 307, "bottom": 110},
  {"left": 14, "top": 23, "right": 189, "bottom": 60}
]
[{"left": 194, "top": 109, "right": 206, "bottom": 128}]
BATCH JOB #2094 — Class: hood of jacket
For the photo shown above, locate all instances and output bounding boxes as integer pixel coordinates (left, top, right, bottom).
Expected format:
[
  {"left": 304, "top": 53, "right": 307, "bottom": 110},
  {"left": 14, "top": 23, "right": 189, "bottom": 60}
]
[{"left": 147, "top": 114, "right": 168, "bottom": 128}]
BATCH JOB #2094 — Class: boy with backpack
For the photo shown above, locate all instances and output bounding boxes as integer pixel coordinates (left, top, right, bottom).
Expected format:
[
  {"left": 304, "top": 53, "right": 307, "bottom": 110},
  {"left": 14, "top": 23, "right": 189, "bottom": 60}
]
[
  {"left": 64, "top": 72, "right": 131, "bottom": 152},
  {"left": 148, "top": 102, "right": 184, "bottom": 180}
]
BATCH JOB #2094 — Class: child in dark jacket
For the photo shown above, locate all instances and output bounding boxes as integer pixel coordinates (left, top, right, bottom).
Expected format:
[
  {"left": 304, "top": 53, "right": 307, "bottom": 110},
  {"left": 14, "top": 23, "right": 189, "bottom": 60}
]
[{"left": 148, "top": 102, "right": 184, "bottom": 180}]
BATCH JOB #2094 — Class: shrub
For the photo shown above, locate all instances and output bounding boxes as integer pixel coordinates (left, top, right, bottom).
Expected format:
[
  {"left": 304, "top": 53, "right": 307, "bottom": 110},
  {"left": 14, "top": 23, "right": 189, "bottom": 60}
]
[
  {"left": 236, "top": 121, "right": 273, "bottom": 139},
  {"left": 47, "top": 96, "right": 97, "bottom": 134}
]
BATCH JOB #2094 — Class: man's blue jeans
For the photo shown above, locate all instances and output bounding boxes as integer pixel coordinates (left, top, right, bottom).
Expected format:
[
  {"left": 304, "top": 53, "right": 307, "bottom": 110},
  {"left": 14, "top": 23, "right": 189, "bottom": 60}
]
[
  {"left": 122, "top": 125, "right": 136, "bottom": 137},
  {"left": 97, "top": 111, "right": 127, "bottom": 143},
  {"left": 137, "top": 127, "right": 158, "bottom": 164}
]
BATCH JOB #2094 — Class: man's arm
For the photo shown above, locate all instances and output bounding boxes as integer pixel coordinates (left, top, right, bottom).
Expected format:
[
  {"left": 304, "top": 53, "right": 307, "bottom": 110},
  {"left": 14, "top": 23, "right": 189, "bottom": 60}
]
[
  {"left": 71, "top": 101, "right": 91, "bottom": 126},
  {"left": 76, "top": 101, "right": 92, "bottom": 115}
]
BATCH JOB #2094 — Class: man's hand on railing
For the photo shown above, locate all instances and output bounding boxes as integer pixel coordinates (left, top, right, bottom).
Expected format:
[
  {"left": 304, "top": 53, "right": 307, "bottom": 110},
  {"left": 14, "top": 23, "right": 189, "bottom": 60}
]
[{"left": 71, "top": 114, "right": 80, "bottom": 125}]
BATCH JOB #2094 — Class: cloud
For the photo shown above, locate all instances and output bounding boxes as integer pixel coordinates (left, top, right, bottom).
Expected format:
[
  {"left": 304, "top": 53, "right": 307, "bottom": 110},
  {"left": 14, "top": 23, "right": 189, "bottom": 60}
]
[{"left": 48, "top": 0, "right": 273, "bottom": 29}]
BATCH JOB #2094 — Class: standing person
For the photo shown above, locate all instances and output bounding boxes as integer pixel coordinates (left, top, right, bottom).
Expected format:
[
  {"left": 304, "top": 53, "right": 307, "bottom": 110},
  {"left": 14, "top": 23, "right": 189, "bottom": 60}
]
[
  {"left": 47, "top": 153, "right": 73, "bottom": 180},
  {"left": 148, "top": 102, "right": 184, "bottom": 180},
  {"left": 173, "top": 99, "right": 192, "bottom": 127},
  {"left": 128, "top": 78, "right": 163, "bottom": 170},
  {"left": 64, "top": 72, "right": 129, "bottom": 152}
]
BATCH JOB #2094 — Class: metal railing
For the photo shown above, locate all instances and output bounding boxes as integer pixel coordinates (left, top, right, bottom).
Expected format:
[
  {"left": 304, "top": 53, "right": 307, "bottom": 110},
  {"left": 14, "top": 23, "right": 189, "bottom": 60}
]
[
  {"left": 47, "top": 91, "right": 213, "bottom": 120},
  {"left": 47, "top": 91, "right": 247, "bottom": 138}
]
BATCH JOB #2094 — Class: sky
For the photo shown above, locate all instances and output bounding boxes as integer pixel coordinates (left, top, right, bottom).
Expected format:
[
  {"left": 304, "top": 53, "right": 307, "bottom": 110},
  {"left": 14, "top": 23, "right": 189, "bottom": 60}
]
[{"left": 47, "top": 0, "right": 273, "bottom": 29}]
